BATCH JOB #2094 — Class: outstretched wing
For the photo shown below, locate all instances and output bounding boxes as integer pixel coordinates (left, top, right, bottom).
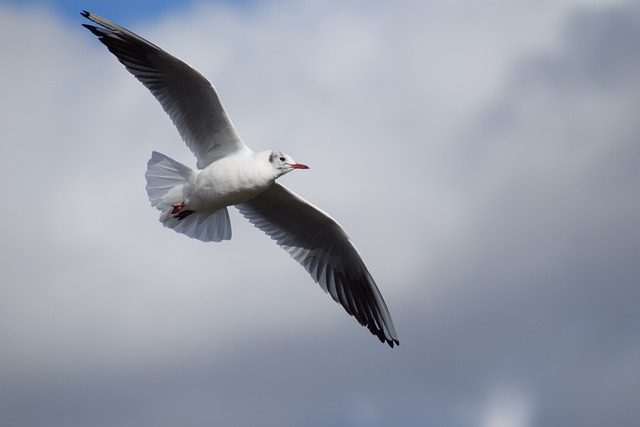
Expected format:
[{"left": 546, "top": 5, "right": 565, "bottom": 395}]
[
  {"left": 82, "top": 11, "right": 249, "bottom": 168},
  {"left": 237, "top": 183, "right": 399, "bottom": 347}
]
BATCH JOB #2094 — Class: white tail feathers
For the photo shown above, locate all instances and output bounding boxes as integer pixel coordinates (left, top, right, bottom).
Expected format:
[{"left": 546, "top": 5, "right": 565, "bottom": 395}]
[
  {"left": 158, "top": 206, "right": 232, "bottom": 242},
  {"left": 145, "top": 151, "right": 232, "bottom": 242},
  {"left": 145, "top": 151, "right": 195, "bottom": 211}
]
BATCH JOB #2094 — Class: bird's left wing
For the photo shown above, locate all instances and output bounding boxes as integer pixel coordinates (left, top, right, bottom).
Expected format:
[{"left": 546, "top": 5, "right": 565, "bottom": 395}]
[
  {"left": 236, "top": 183, "right": 399, "bottom": 347},
  {"left": 82, "top": 11, "right": 248, "bottom": 168}
]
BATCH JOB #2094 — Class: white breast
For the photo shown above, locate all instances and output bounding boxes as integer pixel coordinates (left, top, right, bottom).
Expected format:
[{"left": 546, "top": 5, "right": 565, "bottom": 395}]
[{"left": 188, "top": 152, "right": 275, "bottom": 211}]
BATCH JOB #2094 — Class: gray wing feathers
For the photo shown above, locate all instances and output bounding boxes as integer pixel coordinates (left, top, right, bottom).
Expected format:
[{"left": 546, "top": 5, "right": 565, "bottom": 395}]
[
  {"left": 236, "top": 183, "right": 399, "bottom": 347},
  {"left": 81, "top": 11, "right": 246, "bottom": 168}
]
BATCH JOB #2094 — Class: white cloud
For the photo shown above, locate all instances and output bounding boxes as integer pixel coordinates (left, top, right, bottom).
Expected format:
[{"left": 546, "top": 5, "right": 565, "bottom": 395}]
[{"left": 481, "top": 385, "right": 533, "bottom": 427}]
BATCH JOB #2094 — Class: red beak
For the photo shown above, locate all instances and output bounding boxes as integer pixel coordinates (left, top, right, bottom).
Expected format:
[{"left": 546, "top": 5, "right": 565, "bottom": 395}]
[{"left": 290, "top": 163, "right": 310, "bottom": 169}]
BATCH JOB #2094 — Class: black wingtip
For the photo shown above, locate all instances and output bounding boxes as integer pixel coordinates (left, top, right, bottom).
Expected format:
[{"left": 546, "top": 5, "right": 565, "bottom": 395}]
[
  {"left": 80, "top": 11, "right": 98, "bottom": 33},
  {"left": 81, "top": 23, "right": 103, "bottom": 38},
  {"left": 385, "top": 337, "right": 400, "bottom": 348},
  {"left": 369, "top": 323, "right": 399, "bottom": 348}
]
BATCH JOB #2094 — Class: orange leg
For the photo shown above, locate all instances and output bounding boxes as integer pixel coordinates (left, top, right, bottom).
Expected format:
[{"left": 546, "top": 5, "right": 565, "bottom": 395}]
[{"left": 171, "top": 201, "right": 185, "bottom": 214}]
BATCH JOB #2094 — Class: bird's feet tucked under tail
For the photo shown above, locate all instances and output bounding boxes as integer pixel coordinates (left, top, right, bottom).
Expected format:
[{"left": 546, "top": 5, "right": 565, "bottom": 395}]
[
  {"left": 171, "top": 201, "right": 185, "bottom": 214},
  {"left": 146, "top": 151, "right": 232, "bottom": 242},
  {"left": 171, "top": 201, "right": 195, "bottom": 219}
]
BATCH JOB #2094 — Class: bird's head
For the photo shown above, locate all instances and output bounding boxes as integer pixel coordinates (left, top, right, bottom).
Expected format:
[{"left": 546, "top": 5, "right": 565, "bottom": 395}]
[{"left": 268, "top": 150, "right": 309, "bottom": 177}]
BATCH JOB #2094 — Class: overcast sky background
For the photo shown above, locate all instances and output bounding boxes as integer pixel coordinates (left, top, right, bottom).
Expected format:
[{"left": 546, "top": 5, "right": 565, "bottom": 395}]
[{"left": 1, "top": 0, "right": 639, "bottom": 426}]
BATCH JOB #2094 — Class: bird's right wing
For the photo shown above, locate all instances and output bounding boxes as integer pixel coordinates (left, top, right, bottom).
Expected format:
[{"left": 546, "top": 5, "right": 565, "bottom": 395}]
[
  {"left": 236, "top": 183, "right": 399, "bottom": 347},
  {"left": 82, "top": 11, "right": 249, "bottom": 168}
]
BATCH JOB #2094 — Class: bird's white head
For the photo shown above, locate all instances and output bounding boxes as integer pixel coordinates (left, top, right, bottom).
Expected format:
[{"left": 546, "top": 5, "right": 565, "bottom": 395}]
[{"left": 268, "top": 150, "right": 309, "bottom": 177}]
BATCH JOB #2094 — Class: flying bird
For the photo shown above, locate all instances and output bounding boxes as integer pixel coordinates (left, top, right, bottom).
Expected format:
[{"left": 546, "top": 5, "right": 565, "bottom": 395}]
[{"left": 81, "top": 11, "right": 399, "bottom": 347}]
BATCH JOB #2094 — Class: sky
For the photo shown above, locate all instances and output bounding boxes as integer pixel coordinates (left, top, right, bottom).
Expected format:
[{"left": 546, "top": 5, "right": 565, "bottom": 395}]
[{"left": 1, "top": 0, "right": 639, "bottom": 426}]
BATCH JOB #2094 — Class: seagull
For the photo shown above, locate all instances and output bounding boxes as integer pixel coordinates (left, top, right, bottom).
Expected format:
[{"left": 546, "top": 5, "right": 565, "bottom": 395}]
[{"left": 81, "top": 11, "right": 399, "bottom": 347}]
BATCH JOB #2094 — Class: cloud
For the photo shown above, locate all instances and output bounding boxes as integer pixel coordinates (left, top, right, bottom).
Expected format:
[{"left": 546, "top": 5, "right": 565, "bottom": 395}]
[{"left": 1, "top": 0, "right": 639, "bottom": 426}]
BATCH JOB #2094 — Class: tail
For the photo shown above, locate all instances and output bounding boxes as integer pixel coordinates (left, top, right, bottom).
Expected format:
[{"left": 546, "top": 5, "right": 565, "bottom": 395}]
[{"left": 145, "top": 151, "right": 232, "bottom": 242}]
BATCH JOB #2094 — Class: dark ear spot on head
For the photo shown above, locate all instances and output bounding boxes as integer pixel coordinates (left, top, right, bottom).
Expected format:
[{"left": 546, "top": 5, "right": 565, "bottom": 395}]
[{"left": 268, "top": 152, "right": 275, "bottom": 163}]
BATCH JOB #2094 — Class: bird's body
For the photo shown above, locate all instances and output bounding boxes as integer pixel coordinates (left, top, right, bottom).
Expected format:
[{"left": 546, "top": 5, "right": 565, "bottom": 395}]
[
  {"left": 185, "top": 151, "right": 287, "bottom": 212},
  {"left": 82, "top": 11, "right": 399, "bottom": 347}
]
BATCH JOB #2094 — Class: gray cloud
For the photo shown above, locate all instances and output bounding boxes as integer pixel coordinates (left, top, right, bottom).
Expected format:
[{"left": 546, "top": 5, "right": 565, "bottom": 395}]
[{"left": 1, "top": 1, "right": 639, "bottom": 426}]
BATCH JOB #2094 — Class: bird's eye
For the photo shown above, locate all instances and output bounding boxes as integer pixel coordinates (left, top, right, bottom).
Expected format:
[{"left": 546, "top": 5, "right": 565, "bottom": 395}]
[{"left": 279, "top": 156, "right": 286, "bottom": 162}]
